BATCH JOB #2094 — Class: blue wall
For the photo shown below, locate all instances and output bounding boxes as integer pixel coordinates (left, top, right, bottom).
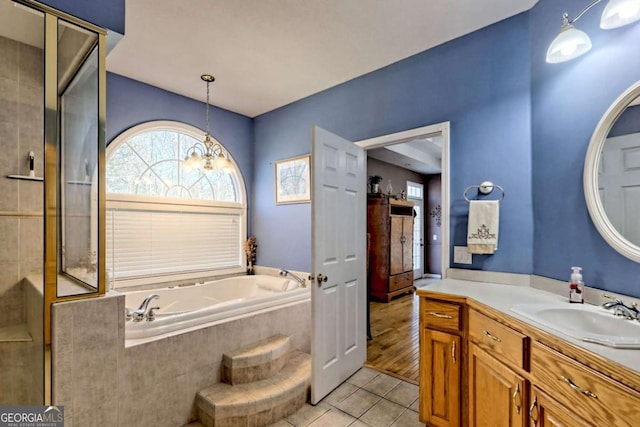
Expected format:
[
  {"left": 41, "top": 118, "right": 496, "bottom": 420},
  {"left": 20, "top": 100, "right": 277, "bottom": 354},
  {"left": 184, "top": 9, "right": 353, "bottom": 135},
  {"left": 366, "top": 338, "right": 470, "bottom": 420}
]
[
  {"left": 101, "top": 0, "right": 640, "bottom": 297},
  {"left": 253, "top": 13, "right": 533, "bottom": 273},
  {"left": 40, "top": 0, "right": 125, "bottom": 33},
  {"left": 106, "top": 73, "right": 255, "bottom": 224},
  {"left": 531, "top": 0, "right": 640, "bottom": 296}
]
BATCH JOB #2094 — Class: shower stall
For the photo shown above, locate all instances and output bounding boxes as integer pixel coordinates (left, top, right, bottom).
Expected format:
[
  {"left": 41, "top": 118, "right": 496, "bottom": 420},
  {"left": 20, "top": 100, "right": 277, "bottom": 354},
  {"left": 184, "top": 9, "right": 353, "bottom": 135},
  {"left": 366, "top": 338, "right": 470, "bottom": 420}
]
[{"left": 0, "top": 0, "right": 105, "bottom": 404}]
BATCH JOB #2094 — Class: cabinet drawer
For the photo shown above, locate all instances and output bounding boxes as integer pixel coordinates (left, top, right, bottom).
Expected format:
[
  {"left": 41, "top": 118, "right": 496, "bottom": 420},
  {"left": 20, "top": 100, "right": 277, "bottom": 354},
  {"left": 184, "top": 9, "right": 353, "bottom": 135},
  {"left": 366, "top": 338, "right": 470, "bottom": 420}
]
[
  {"left": 421, "top": 298, "right": 461, "bottom": 331},
  {"left": 468, "top": 310, "right": 528, "bottom": 370},
  {"left": 389, "top": 272, "right": 412, "bottom": 291},
  {"left": 531, "top": 341, "right": 640, "bottom": 427}
]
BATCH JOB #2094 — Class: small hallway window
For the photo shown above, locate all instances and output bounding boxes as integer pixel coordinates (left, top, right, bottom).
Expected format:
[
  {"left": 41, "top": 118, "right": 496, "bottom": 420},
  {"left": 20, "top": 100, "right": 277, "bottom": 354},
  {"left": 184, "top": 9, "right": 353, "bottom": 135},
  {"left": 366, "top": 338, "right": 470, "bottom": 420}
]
[{"left": 105, "top": 121, "right": 247, "bottom": 287}]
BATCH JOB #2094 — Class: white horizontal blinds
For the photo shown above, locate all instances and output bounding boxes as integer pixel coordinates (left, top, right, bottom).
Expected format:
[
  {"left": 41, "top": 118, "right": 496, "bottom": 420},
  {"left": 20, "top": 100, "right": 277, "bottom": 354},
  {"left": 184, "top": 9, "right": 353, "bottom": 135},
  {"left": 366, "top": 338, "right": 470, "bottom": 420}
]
[{"left": 106, "top": 208, "right": 242, "bottom": 280}]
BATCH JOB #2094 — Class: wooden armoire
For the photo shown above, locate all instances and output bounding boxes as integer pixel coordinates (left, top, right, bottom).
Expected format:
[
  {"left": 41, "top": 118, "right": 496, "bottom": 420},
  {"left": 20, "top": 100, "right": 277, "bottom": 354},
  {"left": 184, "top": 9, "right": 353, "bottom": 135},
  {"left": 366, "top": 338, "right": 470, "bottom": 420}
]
[{"left": 367, "top": 194, "right": 414, "bottom": 302}]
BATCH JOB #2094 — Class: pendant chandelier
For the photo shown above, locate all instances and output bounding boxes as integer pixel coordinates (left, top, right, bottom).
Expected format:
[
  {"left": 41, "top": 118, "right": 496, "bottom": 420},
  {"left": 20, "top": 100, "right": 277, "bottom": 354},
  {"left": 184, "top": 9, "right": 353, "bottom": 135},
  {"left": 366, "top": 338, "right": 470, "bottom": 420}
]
[{"left": 183, "top": 74, "right": 231, "bottom": 171}]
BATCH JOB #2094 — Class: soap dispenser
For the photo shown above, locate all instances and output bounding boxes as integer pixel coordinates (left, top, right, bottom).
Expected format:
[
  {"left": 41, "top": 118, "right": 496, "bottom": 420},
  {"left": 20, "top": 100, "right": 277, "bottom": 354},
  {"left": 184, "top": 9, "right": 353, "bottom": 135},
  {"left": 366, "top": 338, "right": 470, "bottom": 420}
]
[{"left": 569, "top": 266, "right": 584, "bottom": 304}]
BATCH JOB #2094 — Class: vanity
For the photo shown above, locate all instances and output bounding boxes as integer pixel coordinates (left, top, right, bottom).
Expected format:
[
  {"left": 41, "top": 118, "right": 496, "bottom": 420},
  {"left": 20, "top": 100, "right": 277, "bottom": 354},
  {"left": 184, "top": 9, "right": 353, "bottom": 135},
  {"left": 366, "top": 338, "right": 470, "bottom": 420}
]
[
  {"left": 416, "top": 79, "right": 640, "bottom": 426},
  {"left": 417, "top": 279, "right": 640, "bottom": 427}
]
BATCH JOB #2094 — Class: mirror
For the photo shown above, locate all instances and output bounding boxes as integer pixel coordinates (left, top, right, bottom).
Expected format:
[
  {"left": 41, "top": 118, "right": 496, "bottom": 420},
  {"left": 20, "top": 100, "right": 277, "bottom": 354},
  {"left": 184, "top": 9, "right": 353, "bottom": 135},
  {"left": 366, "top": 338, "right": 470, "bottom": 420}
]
[{"left": 584, "top": 81, "right": 640, "bottom": 262}]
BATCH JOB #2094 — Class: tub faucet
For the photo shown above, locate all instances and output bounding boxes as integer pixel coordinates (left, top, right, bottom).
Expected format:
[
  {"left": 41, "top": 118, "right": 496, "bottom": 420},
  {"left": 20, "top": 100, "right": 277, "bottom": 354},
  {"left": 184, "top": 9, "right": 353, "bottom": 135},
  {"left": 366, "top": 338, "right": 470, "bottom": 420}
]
[
  {"left": 132, "top": 294, "right": 160, "bottom": 322},
  {"left": 279, "top": 269, "right": 306, "bottom": 288}
]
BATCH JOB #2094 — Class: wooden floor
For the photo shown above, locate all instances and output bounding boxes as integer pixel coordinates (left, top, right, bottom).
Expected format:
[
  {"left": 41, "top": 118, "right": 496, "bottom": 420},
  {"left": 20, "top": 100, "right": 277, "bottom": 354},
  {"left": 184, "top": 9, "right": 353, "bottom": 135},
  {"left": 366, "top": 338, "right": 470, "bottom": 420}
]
[{"left": 366, "top": 291, "right": 420, "bottom": 384}]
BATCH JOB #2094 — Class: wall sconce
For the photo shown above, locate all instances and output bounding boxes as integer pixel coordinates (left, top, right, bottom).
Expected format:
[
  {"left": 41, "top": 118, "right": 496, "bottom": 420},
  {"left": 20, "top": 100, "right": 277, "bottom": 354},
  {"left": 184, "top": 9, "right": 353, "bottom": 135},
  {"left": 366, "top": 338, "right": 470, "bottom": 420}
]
[{"left": 546, "top": 0, "right": 640, "bottom": 63}]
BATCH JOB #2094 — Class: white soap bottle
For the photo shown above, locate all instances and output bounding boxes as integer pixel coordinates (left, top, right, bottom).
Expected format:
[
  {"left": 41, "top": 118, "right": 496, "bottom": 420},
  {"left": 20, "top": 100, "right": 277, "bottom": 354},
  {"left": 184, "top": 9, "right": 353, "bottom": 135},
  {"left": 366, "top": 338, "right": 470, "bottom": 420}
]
[{"left": 569, "top": 266, "right": 584, "bottom": 304}]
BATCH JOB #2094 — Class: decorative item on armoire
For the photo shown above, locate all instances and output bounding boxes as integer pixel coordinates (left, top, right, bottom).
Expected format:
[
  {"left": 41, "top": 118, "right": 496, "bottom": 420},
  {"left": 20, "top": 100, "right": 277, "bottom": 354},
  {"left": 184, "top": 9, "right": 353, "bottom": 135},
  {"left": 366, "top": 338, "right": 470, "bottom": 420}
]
[
  {"left": 368, "top": 175, "right": 382, "bottom": 193},
  {"left": 244, "top": 235, "right": 257, "bottom": 275}
]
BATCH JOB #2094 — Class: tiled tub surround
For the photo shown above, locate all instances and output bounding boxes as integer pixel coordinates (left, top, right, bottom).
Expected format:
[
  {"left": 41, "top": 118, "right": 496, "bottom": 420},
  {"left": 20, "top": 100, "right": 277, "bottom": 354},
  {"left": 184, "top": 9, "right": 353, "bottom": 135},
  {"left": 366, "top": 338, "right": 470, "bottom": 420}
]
[{"left": 51, "top": 291, "right": 311, "bottom": 427}]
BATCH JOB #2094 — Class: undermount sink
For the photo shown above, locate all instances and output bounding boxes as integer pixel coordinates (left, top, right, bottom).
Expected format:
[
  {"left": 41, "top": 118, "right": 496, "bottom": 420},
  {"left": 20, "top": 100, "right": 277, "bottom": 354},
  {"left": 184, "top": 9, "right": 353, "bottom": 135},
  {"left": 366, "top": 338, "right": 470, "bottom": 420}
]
[{"left": 510, "top": 303, "right": 640, "bottom": 349}]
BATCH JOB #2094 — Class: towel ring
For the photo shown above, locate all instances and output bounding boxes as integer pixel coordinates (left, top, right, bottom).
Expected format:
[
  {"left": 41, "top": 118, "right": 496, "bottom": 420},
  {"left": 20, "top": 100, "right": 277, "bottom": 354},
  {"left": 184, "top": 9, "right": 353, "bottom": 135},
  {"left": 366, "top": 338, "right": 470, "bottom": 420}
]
[{"left": 464, "top": 181, "right": 505, "bottom": 203}]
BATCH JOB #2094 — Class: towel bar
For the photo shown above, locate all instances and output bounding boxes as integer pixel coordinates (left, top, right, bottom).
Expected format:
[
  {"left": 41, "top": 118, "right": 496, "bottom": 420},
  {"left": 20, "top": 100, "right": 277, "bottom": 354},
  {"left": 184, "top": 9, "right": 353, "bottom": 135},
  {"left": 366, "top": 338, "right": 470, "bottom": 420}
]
[{"left": 464, "top": 181, "right": 504, "bottom": 202}]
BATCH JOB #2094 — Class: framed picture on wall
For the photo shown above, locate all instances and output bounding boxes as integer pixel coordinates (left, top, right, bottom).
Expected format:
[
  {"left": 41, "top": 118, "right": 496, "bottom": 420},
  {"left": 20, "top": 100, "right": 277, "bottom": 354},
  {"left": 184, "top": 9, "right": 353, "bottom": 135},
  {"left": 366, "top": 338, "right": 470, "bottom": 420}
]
[{"left": 275, "top": 154, "right": 311, "bottom": 204}]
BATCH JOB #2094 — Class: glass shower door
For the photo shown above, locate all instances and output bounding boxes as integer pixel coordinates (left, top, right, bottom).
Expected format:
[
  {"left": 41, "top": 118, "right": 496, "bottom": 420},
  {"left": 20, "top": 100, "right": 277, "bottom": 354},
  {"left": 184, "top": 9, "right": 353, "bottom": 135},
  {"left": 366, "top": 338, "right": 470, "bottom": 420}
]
[{"left": 0, "top": 0, "right": 45, "bottom": 405}]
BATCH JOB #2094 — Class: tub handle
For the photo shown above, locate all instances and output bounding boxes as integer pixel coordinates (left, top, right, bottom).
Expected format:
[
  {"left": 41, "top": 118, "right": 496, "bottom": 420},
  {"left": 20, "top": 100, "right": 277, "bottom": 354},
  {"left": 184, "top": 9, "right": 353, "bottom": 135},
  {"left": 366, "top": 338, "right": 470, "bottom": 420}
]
[{"left": 146, "top": 307, "right": 160, "bottom": 322}]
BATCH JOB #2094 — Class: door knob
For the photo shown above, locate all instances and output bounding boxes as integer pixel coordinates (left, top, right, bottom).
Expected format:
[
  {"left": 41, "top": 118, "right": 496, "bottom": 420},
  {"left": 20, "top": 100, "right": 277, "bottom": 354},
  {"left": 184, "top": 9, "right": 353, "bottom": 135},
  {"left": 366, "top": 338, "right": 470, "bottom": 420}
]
[{"left": 316, "top": 274, "right": 328, "bottom": 284}]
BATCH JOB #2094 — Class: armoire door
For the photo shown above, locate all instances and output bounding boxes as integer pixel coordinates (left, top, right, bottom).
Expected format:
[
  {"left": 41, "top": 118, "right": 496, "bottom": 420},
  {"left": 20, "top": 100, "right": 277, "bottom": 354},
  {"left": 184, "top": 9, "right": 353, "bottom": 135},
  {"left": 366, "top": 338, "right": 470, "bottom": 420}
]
[
  {"left": 390, "top": 215, "right": 404, "bottom": 275},
  {"left": 402, "top": 216, "right": 414, "bottom": 273}
]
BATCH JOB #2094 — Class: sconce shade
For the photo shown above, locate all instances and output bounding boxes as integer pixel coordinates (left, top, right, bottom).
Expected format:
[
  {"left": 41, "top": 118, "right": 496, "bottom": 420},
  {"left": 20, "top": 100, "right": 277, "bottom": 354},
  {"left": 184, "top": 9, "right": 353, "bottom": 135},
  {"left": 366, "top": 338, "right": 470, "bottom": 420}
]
[
  {"left": 601, "top": 0, "right": 640, "bottom": 29},
  {"left": 546, "top": 24, "right": 593, "bottom": 63}
]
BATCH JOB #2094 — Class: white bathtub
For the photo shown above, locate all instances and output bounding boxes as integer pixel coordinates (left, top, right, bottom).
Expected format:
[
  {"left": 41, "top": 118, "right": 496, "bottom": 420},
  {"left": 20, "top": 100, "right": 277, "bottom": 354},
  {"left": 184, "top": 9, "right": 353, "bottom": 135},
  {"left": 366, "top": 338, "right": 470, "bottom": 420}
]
[{"left": 120, "top": 275, "right": 310, "bottom": 341}]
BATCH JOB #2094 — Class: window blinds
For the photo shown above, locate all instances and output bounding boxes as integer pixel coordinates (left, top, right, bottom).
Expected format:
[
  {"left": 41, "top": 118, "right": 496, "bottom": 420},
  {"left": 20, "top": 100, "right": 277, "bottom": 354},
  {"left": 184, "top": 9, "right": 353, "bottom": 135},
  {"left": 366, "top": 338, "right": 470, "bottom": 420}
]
[{"left": 106, "top": 208, "right": 242, "bottom": 280}]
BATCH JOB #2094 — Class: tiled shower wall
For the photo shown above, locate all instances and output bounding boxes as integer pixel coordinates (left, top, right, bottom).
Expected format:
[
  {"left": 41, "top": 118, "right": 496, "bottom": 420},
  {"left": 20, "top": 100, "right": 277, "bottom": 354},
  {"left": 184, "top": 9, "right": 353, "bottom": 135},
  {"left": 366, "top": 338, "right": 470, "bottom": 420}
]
[
  {"left": 51, "top": 294, "right": 312, "bottom": 427},
  {"left": 0, "top": 34, "right": 44, "bottom": 326},
  {"left": 0, "top": 34, "right": 45, "bottom": 405}
]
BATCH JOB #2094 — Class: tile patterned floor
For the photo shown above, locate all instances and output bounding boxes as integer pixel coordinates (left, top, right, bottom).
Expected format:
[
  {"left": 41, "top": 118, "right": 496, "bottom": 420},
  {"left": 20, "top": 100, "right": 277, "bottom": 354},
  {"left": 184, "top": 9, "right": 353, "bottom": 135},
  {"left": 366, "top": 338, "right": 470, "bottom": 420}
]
[
  {"left": 185, "top": 367, "right": 423, "bottom": 427},
  {"left": 269, "top": 367, "right": 423, "bottom": 427}
]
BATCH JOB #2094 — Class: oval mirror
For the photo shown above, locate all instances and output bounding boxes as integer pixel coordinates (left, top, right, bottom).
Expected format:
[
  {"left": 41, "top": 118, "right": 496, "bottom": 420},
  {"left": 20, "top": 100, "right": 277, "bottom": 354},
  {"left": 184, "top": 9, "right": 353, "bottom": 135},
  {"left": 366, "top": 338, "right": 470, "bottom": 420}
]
[{"left": 584, "top": 81, "right": 640, "bottom": 262}]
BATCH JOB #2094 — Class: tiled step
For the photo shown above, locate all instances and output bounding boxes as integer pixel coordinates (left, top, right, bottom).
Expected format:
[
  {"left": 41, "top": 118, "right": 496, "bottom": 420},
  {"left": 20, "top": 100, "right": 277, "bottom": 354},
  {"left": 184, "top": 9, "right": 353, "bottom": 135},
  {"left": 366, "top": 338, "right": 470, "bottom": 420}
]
[
  {"left": 222, "top": 334, "right": 290, "bottom": 385},
  {"left": 196, "top": 350, "right": 310, "bottom": 427}
]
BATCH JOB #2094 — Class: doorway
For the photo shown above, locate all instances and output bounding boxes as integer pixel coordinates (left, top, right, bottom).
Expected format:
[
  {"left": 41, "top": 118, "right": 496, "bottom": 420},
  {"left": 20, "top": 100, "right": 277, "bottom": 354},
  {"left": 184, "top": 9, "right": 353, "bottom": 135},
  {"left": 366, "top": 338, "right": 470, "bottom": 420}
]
[
  {"left": 407, "top": 181, "right": 424, "bottom": 279},
  {"left": 356, "top": 122, "right": 450, "bottom": 382}
]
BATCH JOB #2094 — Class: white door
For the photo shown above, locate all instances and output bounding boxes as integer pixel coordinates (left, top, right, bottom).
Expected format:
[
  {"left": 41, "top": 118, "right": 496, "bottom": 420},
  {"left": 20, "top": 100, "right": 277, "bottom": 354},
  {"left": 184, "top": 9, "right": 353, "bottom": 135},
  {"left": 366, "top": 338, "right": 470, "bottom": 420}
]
[
  {"left": 311, "top": 126, "right": 367, "bottom": 404},
  {"left": 600, "top": 133, "right": 640, "bottom": 246},
  {"left": 407, "top": 181, "right": 424, "bottom": 279}
]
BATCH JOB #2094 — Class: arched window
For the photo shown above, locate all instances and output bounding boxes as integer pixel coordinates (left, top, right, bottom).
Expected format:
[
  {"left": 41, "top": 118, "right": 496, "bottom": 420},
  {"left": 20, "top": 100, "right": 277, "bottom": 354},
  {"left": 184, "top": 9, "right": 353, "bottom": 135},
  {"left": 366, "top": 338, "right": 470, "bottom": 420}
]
[{"left": 106, "top": 121, "right": 246, "bottom": 287}]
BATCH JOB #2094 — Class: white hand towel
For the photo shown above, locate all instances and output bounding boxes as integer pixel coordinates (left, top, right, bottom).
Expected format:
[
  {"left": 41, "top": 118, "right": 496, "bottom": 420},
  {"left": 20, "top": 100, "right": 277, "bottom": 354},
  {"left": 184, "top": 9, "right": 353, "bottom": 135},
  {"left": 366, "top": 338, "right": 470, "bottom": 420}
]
[{"left": 467, "top": 200, "right": 499, "bottom": 254}]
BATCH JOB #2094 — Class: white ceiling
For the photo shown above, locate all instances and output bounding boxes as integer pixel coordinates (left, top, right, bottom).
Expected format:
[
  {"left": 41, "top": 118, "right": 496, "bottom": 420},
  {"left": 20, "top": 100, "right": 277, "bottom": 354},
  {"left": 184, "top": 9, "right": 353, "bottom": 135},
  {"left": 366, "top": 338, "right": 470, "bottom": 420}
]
[
  {"left": 368, "top": 136, "right": 443, "bottom": 175},
  {"left": 107, "top": 0, "right": 538, "bottom": 118}
]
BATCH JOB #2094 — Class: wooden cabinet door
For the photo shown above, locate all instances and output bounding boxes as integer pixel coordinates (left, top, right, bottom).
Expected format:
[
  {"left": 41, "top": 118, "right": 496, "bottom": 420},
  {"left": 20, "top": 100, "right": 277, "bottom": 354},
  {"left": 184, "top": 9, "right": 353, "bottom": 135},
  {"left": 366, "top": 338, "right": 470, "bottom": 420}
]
[
  {"left": 402, "top": 216, "right": 414, "bottom": 273},
  {"left": 529, "top": 387, "right": 592, "bottom": 427},
  {"left": 389, "top": 216, "right": 404, "bottom": 275},
  {"left": 468, "top": 343, "right": 527, "bottom": 427},
  {"left": 419, "top": 329, "right": 460, "bottom": 427}
]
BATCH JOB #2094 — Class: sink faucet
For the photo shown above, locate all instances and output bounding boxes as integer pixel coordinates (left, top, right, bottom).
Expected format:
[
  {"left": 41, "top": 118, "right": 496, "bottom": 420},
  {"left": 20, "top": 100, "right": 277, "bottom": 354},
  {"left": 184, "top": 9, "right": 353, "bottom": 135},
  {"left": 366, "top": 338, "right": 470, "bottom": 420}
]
[
  {"left": 602, "top": 295, "right": 639, "bottom": 320},
  {"left": 279, "top": 269, "right": 306, "bottom": 288},
  {"left": 613, "top": 305, "right": 639, "bottom": 320},
  {"left": 602, "top": 298, "right": 625, "bottom": 309},
  {"left": 132, "top": 294, "right": 160, "bottom": 322}
]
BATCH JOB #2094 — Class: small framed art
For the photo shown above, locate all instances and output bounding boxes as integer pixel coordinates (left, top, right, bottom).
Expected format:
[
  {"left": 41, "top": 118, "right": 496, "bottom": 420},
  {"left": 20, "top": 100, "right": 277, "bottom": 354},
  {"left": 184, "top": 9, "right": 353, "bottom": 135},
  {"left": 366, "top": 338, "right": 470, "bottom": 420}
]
[{"left": 275, "top": 154, "right": 311, "bottom": 204}]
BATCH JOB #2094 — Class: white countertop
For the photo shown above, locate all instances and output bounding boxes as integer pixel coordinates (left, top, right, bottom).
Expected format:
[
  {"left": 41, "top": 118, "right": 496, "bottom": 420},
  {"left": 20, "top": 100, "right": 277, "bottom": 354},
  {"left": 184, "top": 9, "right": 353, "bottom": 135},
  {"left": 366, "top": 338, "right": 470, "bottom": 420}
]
[{"left": 419, "top": 278, "right": 640, "bottom": 377}]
